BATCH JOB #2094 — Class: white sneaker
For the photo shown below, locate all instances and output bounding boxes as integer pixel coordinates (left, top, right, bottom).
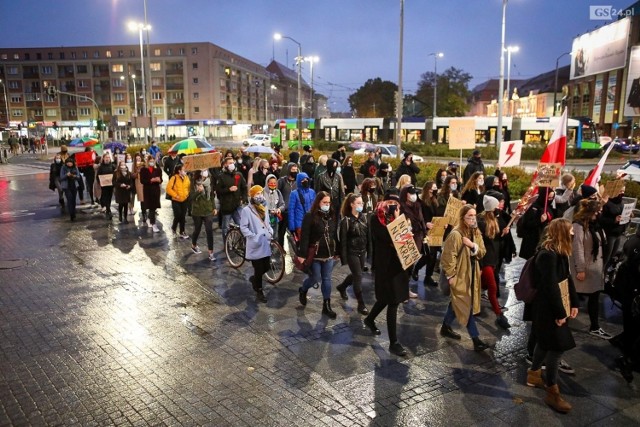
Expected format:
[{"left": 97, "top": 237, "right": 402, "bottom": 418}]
[
  {"left": 180, "top": 232, "right": 190, "bottom": 240},
  {"left": 589, "top": 328, "right": 613, "bottom": 340},
  {"left": 152, "top": 224, "right": 160, "bottom": 233},
  {"left": 208, "top": 253, "right": 217, "bottom": 261}
]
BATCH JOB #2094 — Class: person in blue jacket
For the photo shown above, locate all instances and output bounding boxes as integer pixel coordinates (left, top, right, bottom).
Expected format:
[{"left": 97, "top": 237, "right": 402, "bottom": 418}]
[{"left": 288, "top": 171, "right": 316, "bottom": 238}]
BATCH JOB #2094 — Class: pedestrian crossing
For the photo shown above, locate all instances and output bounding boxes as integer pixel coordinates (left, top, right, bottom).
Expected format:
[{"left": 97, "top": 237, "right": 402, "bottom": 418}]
[{"left": 0, "top": 163, "right": 50, "bottom": 179}]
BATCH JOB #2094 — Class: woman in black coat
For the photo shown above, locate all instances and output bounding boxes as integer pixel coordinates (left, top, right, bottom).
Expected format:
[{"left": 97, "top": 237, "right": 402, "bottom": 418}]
[
  {"left": 139, "top": 155, "right": 163, "bottom": 232},
  {"left": 399, "top": 184, "right": 426, "bottom": 298},
  {"left": 419, "top": 181, "right": 440, "bottom": 287},
  {"left": 113, "top": 161, "right": 133, "bottom": 223},
  {"left": 96, "top": 152, "right": 116, "bottom": 219},
  {"left": 519, "top": 187, "right": 555, "bottom": 260},
  {"left": 363, "top": 198, "right": 410, "bottom": 357},
  {"left": 527, "top": 218, "right": 579, "bottom": 413},
  {"left": 341, "top": 156, "right": 357, "bottom": 195}
]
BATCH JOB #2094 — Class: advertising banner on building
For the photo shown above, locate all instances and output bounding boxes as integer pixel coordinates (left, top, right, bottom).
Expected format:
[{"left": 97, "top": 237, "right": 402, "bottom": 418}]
[
  {"left": 593, "top": 77, "right": 603, "bottom": 123},
  {"left": 605, "top": 72, "right": 617, "bottom": 123},
  {"left": 570, "top": 17, "right": 630, "bottom": 80},
  {"left": 624, "top": 46, "right": 640, "bottom": 117}
]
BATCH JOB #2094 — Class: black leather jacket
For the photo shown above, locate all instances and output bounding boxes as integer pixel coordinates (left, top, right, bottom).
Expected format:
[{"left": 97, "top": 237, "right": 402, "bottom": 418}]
[{"left": 339, "top": 213, "right": 369, "bottom": 262}]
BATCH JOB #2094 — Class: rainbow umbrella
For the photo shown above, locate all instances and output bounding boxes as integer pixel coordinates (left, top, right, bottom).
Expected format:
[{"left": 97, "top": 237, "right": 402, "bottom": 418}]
[
  {"left": 69, "top": 136, "right": 100, "bottom": 147},
  {"left": 168, "top": 137, "right": 215, "bottom": 155}
]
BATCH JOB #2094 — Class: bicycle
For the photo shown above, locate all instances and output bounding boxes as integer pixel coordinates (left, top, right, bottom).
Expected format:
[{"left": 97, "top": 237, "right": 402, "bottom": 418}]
[{"left": 224, "top": 223, "right": 286, "bottom": 284}]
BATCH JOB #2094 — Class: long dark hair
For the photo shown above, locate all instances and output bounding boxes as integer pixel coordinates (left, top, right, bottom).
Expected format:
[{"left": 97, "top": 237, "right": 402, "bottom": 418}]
[
  {"left": 310, "top": 191, "right": 332, "bottom": 215},
  {"left": 439, "top": 175, "right": 458, "bottom": 200},
  {"left": 420, "top": 180, "right": 439, "bottom": 209},
  {"left": 341, "top": 193, "right": 361, "bottom": 218}
]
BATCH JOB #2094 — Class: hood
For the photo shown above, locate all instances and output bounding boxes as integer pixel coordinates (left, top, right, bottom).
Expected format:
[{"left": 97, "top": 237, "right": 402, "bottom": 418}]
[
  {"left": 326, "top": 158, "right": 338, "bottom": 176},
  {"left": 296, "top": 171, "right": 310, "bottom": 187},
  {"left": 484, "top": 175, "right": 497, "bottom": 189},
  {"left": 467, "top": 156, "right": 483, "bottom": 165},
  {"left": 535, "top": 187, "right": 554, "bottom": 208},
  {"left": 265, "top": 174, "right": 278, "bottom": 188}
]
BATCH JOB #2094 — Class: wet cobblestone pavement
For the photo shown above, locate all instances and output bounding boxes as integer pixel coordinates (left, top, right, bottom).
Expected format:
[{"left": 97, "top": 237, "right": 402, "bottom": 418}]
[{"left": 1, "top": 155, "right": 639, "bottom": 426}]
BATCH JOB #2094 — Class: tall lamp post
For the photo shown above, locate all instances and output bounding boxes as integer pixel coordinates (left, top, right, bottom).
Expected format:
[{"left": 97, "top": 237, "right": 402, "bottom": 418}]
[
  {"left": 497, "top": 0, "right": 508, "bottom": 150},
  {"left": 304, "top": 56, "right": 319, "bottom": 117},
  {"left": 429, "top": 52, "right": 444, "bottom": 117},
  {"left": 0, "top": 79, "right": 10, "bottom": 128},
  {"left": 128, "top": 21, "right": 151, "bottom": 141},
  {"left": 396, "top": 0, "right": 405, "bottom": 160},
  {"left": 554, "top": 52, "right": 571, "bottom": 116},
  {"left": 274, "top": 33, "right": 303, "bottom": 151},
  {"left": 505, "top": 45, "right": 519, "bottom": 113}
]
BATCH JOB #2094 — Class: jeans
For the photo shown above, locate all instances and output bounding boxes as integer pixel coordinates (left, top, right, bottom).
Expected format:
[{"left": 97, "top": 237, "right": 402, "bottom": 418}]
[
  {"left": 63, "top": 187, "right": 77, "bottom": 219},
  {"left": 171, "top": 200, "right": 189, "bottom": 233},
  {"left": 192, "top": 215, "right": 214, "bottom": 251},
  {"left": 443, "top": 303, "right": 479, "bottom": 338},
  {"left": 302, "top": 258, "right": 335, "bottom": 299},
  {"left": 221, "top": 207, "right": 242, "bottom": 239},
  {"left": 532, "top": 345, "right": 563, "bottom": 386}
]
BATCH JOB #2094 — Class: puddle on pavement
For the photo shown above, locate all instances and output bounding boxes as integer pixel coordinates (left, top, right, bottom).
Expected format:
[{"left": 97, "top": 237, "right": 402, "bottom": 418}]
[{"left": 0, "top": 259, "right": 28, "bottom": 269}]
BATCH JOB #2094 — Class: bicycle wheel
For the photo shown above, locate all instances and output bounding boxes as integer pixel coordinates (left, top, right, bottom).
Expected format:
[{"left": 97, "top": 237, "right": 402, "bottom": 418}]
[
  {"left": 265, "top": 240, "right": 286, "bottom": 284},
  {"left": 224, "top": 228, "right": 246, "bottom": 268}
]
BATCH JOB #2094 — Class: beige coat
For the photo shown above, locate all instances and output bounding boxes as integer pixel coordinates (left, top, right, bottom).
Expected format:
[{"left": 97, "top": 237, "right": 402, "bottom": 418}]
[
  {"left": 133, "top": 169, "right": 144, "bottom": 202},
  {"left": 441, "top": 227, "right": 487, "bottom": 326},
  {"left": 571, "top": 222, "right": 604, "bottom": 294}
]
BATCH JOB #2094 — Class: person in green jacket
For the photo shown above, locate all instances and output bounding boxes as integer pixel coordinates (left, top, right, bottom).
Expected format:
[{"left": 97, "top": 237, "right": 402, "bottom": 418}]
[{"left": 190, "top": 169, "right": 217, "bottom": 261}]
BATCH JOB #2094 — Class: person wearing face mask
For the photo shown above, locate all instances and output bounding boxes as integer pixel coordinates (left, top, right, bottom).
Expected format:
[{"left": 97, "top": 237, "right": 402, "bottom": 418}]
[
  {"left": 519, "top": 187, "right": 556, "bottom": 260},
  {"left": 166, "top": 164, "right": 191, "bottom": 238},
  {"left": 132, "top": 154, "right": 147, "bottom": 224},
  {"left": 276, "top": 163, "right": 298, "bottom": 246},
  {"left": 113, "top": 160, "right": 133, "bottom": 224},
  {"left": 148, "top": 140, "right": 162, "bottom": 162},
  {"left": 161, "top": 150, "right": 181, "bottom": 178},
  {"left": 341, "top": 156, "right": 357, "bottom": 195},
  {"left": 190, "top": 169, "right": 218, "bottom": 261},
  {"left": 301, "top": 155, "right": 317, "bottom": 188},
  {"left": 494, "top": 170, "right": 512, "bottom": 215},
  {"left": 336, "top": 193, "right": 370, "bottom": 314},
  {"left": 435, "top": 168, "right": 449, "bottom": 189},
  {"left": 418, "top": 181, "right": 440, "bottom": 287},
  {"left": 139, "top": 155, "right": 163, "bottom": 232},
  {"left": 97, "top": 152, "right": 116, "bottom": 219},
  {"left": 463, "top": 149, "right": 485, "bottom": 185},
  {"left": 360, "top": 151, "right": 378, "bottom": 179},
  {"left": 399, "top": 185, "right": 426, "bottom": 298},
  {"left": 363, "top": 197, "right": 411, "bottom": 357},
  {"left": 240, "top": 185, "right": 273, "bottom": 303},
  {"left": 60, "top": 157, "right": 81, "bottom": 221},
  {"left": 298, "top": 191, "right": 340, "bottom": 318},
  {"left": 288, "top": 171, "right": 316, "bottom": 239},
  {"left": 440, "top": 204, "right": 490, "bottom": 352},
  {"left": 461, "top": 172, "right": 484, "bottom": 208},
  {"left": 216, "top": 157, "right": 248, "bottom": 239},
  {"left": 331, "top": 143, "right": 347, "bottom": 164},
  {"left": 122, "top": 153, "right": 136, "bottom": 216},
  {"left": 375, "top": 162, "right": 395, "bottom": 195},
  {"left": 315, "top": 158, "right": 345, "bottom": 222},
  {"left": 49, "top": 153, "right": 66, "bottom": 211},
  {"left": 395, "top": 151, "right": 420, "bottom": 186},
  {"left": 600, "top": 184, "right": 627, "bottom": 267},
  {"left": 263, "top": 175, "right": 285, "bottom": 242},
  {"left": 447, "top": 162, "right": 461, "bottom": 191},
  {"left": 78, "top": 147, "right": 97, "bottom": 206}
]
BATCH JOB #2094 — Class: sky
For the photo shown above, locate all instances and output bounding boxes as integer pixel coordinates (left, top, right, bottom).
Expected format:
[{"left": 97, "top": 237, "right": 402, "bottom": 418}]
[{"left": 0, "top": 0, "right": 635, "bottom": 112}]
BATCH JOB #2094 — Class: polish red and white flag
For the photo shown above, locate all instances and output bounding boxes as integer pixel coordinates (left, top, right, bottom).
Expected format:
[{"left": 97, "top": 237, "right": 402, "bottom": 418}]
[{"left": 583, "top": 138, "right": 616, "bottom": 187}]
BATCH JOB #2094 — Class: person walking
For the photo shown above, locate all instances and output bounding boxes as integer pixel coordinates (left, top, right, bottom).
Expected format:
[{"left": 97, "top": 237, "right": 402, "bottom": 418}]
[
  {"left": 600, "top": 183, "right": 627, "bottom": 267},
  {"left": 341, "top": 156, "right": 357, "bottom": 195},
  {"left": 527, "top": 218, "right": 579, "bottom": 413},
  {"left": 394, "top": 152, "right": 420, "bottom": 186},
  {"left": 297, "top": 191, "right": 340, "bottom": 319},
  {"left": 519, "top": 187, "right": 555, "bottom": 260},
  {"left": 240, "top": 185, "right": 273, "bottom": 303},
  {"left": 78, "top": 147, "right": 97, "bottom": 205},
  {"left": 276, "top": 163, "right": 298, "bottom": 246},
  {"left": 263, "top": 174, "right": 285, "bottom": 244},
  {"left": 362, "top": 198, "right": 411, "bottom": 357},
  {"left": 460, "top": 171, "right": 484, "bottom": 208},
  {"left": 288, "top": 172, "right": 315, "bottom": 239},
  {"left": 59, "top": 157, "right": 81, "bottom": 221},
  {"left": 96, "top": 152, "right": 116, "bottom": 219},
  {"left": 462, "top": 149, "right": 485, "bottom": 184},
  {"left": 49, "top": 153, "right": 66, "bottom": 212},
  {"left": 419, "top": 181, "right": 440, "bottom": 287},
  {"left": 132, "top": 153, "right": 147, "bottom": 224},
  {"left": 166, "top": 164, "right": 191, "bottom": 239},
  {"left": 139, "top": 155, "right": 163, "bottom": 233},
  {"left": 113, "top": 161, "right": 133, "bottom": 224},
  {"left": 190, "top": 169, "right": 217, "bottom": 260},
  {"left": 439, "top": 204, "right": 491, "bottom": 352},
  {"left": 399, "top": 184, "right": 425, "bottom": 299},
  {"left": 314, "top": 158, "right": 345, "bottom": 223},
  {"left": 336, "top": 193, "right": 370, "bottom": 314},
  {"left": 216, "top": 157, "right": 248, "bottom": 239}
]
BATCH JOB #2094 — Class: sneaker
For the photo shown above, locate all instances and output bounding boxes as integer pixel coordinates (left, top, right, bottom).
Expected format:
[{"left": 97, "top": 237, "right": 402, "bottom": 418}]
[
  {"left": 589, "top": 328, "right": 613, "bottom": 340},
  {"left": 500, "top": 305, "right": 509, "bottom": 312},
  {"left": 208, "top": 253, "right": 217, "bottom": 261},
  {"left": 180, "top": 232, "right": 190, "bottom": 240},
  {"left": 409, "top": 290, "right": 418, "bottom": 299},
  {"left": 481, "top": 292, "right": 489, "bottom": 302},
  {"left": 558, "top": 359, "right": 575, "bottom": 375},
  {"left": 152, "top": 224, "right": 160, "bottom": 233},
  {"left": 191, "top": 246, "right": 202, "bottom": 254}
]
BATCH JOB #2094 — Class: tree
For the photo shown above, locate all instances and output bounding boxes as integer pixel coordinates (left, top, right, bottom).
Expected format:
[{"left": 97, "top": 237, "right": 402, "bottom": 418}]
[
  {"left": 414, "top": 67, "right": 473, "bottom": 117},
  {"left": 348, "top": 78, "right": 398, "bottom": 117}
]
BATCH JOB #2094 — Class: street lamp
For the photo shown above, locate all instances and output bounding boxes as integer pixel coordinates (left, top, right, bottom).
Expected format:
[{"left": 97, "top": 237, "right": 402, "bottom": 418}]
[
  {"left": 497, "top": 0, "right": 508, "bottom": 150},
  {"left": 128, "top": 21, "right": 151, "bottom": 140},
  {"left": 274, "top": 33, "right": 303, "bottom": 151},
  {"left": 554, "top": 52, "right": 571, "bottom": 116},
  {"left": 0, "top": 79, "right": 10, "bottom": 128},
  {"left": 304, "top": 56, "right": 319, "bottom": 117},
  {"left": 505, "top": 45, "right": 519, "bottom": 112},
  {"left": 429, "top": 52, "right": 444, "bottom": 117},
  {"left": 396, "top": 0, "right": 405, "bottom": 159}
]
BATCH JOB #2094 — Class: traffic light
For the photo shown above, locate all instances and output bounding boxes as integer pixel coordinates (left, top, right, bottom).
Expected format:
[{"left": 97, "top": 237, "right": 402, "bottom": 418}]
[{"left": 53, "top": 121, "right": 58, "bottom": 130}]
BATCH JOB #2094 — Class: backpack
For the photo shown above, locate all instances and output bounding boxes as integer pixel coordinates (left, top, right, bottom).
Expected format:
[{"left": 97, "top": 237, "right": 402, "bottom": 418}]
[{"left": 514, "top": 252, "right": 538, "bottom": 303}]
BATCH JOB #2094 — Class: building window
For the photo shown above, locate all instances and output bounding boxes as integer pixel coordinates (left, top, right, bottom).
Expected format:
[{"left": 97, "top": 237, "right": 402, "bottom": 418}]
[
  {"left": 112, "top": 64, "right": 124, "bottom": 73},
  {"left": 36, "top": 53, "right": 42, "bottom": 60},
  {"left": 154, "top": 48, "right": 161, "bottom": 56},
  {"left": 25, "top": 94, "right": 39, "bottom": 101},
  {"left": 192, "top": 47, "right": 198, "bottom": 55},
  {"left": 68, "top": 109, "right": 77, "bottom": 117},
  {"left": 192, "top": 62, "right": 198, "bottom": 69},
  {"left": 12, "top": 109, "right": 23, "bottom": 117},
  {"left": 106, "top": 51, "right": 112, "bottom": 58},
  {"left": 44, "top": 94, "right": 55, "bottom": 102},
  {"left": 24, "top": 53, "right": 30, "bottom": 60},
  {"left": 0, "top": 54, "right": 6, "bottom": 60},
  {"left": 175, "top": 107, "right": 184, "bottom": 114},
  {"left": 114, "top": 93, "right": 124, "bottom": 101},
  {"left": 7, "top": 67, "right": 18, "bottom": 75},
  {"left": 118, "top": 50, "right": 124, "bottom": 58},
  {"left": 172, "top": 92, "right": 183, "bottom": 100},
  {"left": 153, "top": 106, "right": 163, "bottom": 115},
  {"left": 77, "top": 80, "right": 88, "bottom": 88},
  {"left": 77, "top": 65, "right": 88, "bottom": 73},
  {"left": 193, "top": 92, "right": 199, "bottom": 99},
  {"left": 194, "top": 106, "right": 199, "bottom": 113},
  {"left": 220, "top": 78, "right": 226, "bottom": 88},
  {"left": 33, "top": 109, "right": 43, "bottom": 117},
  {"left": 13, "top": 54, "right": 19, "bottom": 60},
  {"left": 193, "top": 78, "right": 198, "bottom": 84},
  {"left": 151, "top": 77, "right": 162, "bottom": 87},
  {"left": 80, "top": 108, "right": 91, "bottom": 116},
  {"left": 93, "top": 50, "right": 100, "bottom": 58},
  {"left": 82, "top": 51, "right": 88, "bottom": 59},
  {"left": 130, "top": 50, "right": 136, "bottom": 57},
  {"left": 8, "top": 81, "right": 19, "bottom": 89},
  {"left": 46, "top": 109, "right": 57, "bottom": 117},
  {"left": 11, "top": 96, "right": 22, "bottom": 103},
  {"left": 48, "top": 52, "right": 53, "bottom": 60},
  {"left": 150, "top": 62, "right": 161, "bottom": 71},
  {"left": 152, "top": 92, "right": 162, "bottom": 100},
  {"left": 167, "top": 48, "right": 172, "bottom": 55},
  {"left": 71, "top": 52, "right": 76, "bottom": 59},
  {"left": 41, "top": 66, "right": 53, "bottom": 75},
  {"left": 179, "top": 48, "right": 185, "bottom": 55},
  {"left": 59, "top": 52, "right": 65, "bottom": 60},
  {"left": 114, "top": 107, "right": 126, "bottom": 115}
]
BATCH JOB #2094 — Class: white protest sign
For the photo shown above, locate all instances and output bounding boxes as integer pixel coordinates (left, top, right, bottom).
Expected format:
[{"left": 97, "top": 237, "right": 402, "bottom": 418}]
[
  {"left": 498, "top": 140, "right": 523, "bottom": 167},
  {"left": 620, "top": 201, "right": 636, "bottom": 225}
]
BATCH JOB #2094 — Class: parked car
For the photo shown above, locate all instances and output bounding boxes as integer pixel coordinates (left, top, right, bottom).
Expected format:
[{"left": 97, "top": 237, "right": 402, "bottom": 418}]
[
  {"left": 605, "top": 138, "right": 640, "bottom": 154},
  {"left": 242, "top": 134, "right": 272, "bottom": 147},
  {"left": 617, "top": 159, "right": 640, "bottom": 182},
  {"left": 354, "top": 144, "right": 424, "bottom": 162}
]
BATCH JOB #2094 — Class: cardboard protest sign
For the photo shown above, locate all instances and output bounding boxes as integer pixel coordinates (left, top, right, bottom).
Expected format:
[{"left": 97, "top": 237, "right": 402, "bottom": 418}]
[
  {"left": 116, "top": 154, "right": 125, "bottom": 165},
  {"left": 620, "top": 199, "right": 637, "bottom": 225},
  {"left": 74, "top": 151, "right": 95, "bottom": 168},
  {"left": 444, "top": 197, "right": 466, "bottom": 226},
  {"left": 387, "top": 214, "right": 421, "bottom": 270},
  {"left": 426, "top": 216, "right": 448, "bottom": 247},
  {"left": 448, "top": 118, "right": 476, "bottom": 150},
  {"left": 498, "top": 140, "right": 523, "bottom": 167},
  {"left": 604, "top": 180, "right": 625, "bottom": 199},
  {"left": 182, "top": 152, "right": 221, "bottom": 171},
  {"left": 535, "top": 163, "right": 562, "bottom": 188},
  {"left": 98, "top": 174, "right": 113, "bottom": 187},
  {"left": 559, "top": 279, "right": 570, "bottom": 318}
]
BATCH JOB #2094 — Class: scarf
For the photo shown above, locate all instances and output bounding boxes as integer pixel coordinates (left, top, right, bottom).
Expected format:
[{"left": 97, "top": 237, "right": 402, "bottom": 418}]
[
  {"left": 252, "top": 201, "right": 266, "bottom": 220},
  {"left": 376, "top": 200, "right": 399, "bottom": 226},
  {"left": 588, "top": 220, "right": 606, "bottom": 262}
]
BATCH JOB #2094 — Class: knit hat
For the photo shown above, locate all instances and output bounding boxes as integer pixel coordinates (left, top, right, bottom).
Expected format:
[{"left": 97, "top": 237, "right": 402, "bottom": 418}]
[
  {"left": 580, "top": 184, "right": 597, "bottom": 199},
  {"left": 486, "top": 189, "right": 504, "bottom": 202},
  {"left": 249, "top": 185, "right": 263, "bottom": 198},
  {"left": 483, "top": 195, "right": 499, "bottom": 212}
]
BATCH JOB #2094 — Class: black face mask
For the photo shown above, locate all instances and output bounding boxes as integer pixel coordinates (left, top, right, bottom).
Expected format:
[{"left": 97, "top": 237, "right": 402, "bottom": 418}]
[
  {"left": 380, "top": 170, "right": 388, "bottom": 177},
  {"left": 432, "top": 189, "right": 438, "bottom": 197},
  {"left": 289, "top": 171, "right": 298, "bottom": 179},
  {"left": 367, "top": 187, "right": 376, "bottom": 193},
  {"left": 301, "top": 180, "right": 310, "bottom": 189}
]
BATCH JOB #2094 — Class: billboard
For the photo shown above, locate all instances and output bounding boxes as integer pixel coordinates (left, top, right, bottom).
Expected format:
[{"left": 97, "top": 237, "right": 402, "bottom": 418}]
[
  {"left": 570, "top": 17, "right": 630, "bottom": 79},
  {"left": 624, "top": 46, "right": 640, "bottom": 117}
]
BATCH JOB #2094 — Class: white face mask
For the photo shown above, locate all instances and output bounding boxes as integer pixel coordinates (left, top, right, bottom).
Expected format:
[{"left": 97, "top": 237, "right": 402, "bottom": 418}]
[
  {"left": 227, "top": 163, "right": 236, "bottom": 172},
  {"left": 320, "top": 205, "right": 330, "bottom": 212},
  {"left": 202, "top": 170, "right": 209, "bottom": 178},
  {"left": 408, "top": 194, "right": 417, "bottom": 203}
]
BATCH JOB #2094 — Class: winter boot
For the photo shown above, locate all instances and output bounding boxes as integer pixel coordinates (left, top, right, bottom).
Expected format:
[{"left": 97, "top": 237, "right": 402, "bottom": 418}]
[
  {"left": 322, "top": 299, "right": 337, "bottom": 319},
  {"left": 336, "top": 275, "right": 351, "bottom": 300},
  {"left": 355, "top": 291, "right": 368, "bottom": 315},
  {"left": 544, "top": 384, "right": 572, "bottom": 413},
  {"left": 255, "top": 289, "right": 267, "bottom": 303},
  {"left": 298, "top": 287, "right": 308, "bottom": 306},
  {"left": 526, "top": 369, "right": 545, "bottom": 388}
]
